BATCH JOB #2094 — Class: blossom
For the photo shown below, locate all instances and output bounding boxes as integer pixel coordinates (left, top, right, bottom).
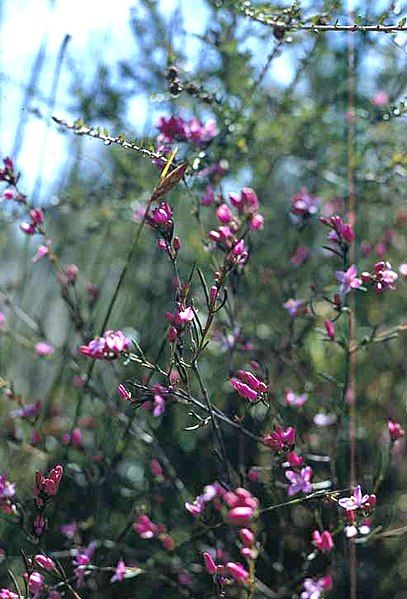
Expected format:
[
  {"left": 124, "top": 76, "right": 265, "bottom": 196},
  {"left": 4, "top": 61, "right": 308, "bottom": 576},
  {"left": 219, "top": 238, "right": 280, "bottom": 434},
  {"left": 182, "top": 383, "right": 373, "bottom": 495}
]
[
  {"left": 60, "top": 521, "right": 78, "bottom": 539},
  {"left": 312, "top": 530, "right": 334, "bottom": 552},
  {"left": 157, "top": 115, "right": 217, "bottom": 145},
  {"left": 285, "top": 389, "right": 308, "bottom": 408},
  {"left": 216, "top": 203, "right": 233, "bottom": 223},
  {"left": 321, "top": 214, "right": 354, "bottom": 245},
  {"left": 186, "top": 118, "right": 217, "bottom": 145},
  {"left": 362, "top": 261, "right": 398, "bottom": 293},
  {"left": 224, "top": 487, "right": 259, "bottom": 526},
  {"left": 0, "top": 589, "right": 19, "bottom": 599},
  {"left": 35, "top": 341, "right": 54, "bottom": 356},
  {"left": 264, "top": 426, "right": 296, "bottom": 452},
  {"left": 147, "top": 202, "right": 173, "bottom": 227},
  {"left": 33, "top": 464, "right": 63, "bottom": 504},
  {"left": 185, "top": 482, "right": 223, "bottom": 515},
  {"left": 225, "top": 562, "right": 249, "bottom": 583},
  {"left": 399, "top": 263, "right": 407, "bottom": 278},
  {"left": 335, "top": 264, "right": 362, "bottom": 295},
  {"left": 118, "top": 384, "right": 132, "bottom": 402},
  {"left": 32, "top": 239, "right": 52, "bottom": 263},
  {"left": 290, "top": 188, "right": 320, "bottom": 218},
  {"left": 388, "top": 419, "right": 405, "bottom": 442},
  {"left": 157, "top": 115, "right": 187, "bottom": 142},
  {"left": 111, "top": 560, "right": 127, "bottom": 583},
  {"left": 301, "top": 575, "right": 333, "bottom": 599},
  {"left": 285, "top": 467, "right": 313, "bottom": 496},
  {"left": 283, "top": 298, "right": 304, "bottom": 317},
  {"left": 73, "top": 542, "right": 95, "bottom": 587},
  {"left": 313, "top": 412, "right": 336, "bottom": 426},
  {"left": 24, "top": 572, "right": 44, "bottom": 599},
  {"left": 324, "top": 319, "right": 335, "bottom": 340},
  {"left": 0, "top": 157, "right": 16, "bottom": 184},
  {"left": 338, "top": 485, "right": 374, "bottom": 511},
  {"left": 201, "top": 186, "right": 215, "bottom": 206},
  {"left": 286, "top": 451, "right": 304, "bottom": 467},
  {"left": 0, "top": 312, "right": 5, "bottom": 332},
  {"left": 35, "top": 554, "right": 55, "bottom": 571},
  {"left": 203, "top": 552, "right": 217, "bottom": 575},
  {"left": 80, "top": 330, "right": 130, "bottom": 360},
  {"left": 150, "top": 458, "right": 164, "bottom": 479},
  {"left": 372, "top": 91, "right": 389, "bottom": 106},
  {"left": 133, "top": 514, "right": 158, "bottom": 539},
  {"left": 230, "top": 370, "right": 267, "bottom": 402}
]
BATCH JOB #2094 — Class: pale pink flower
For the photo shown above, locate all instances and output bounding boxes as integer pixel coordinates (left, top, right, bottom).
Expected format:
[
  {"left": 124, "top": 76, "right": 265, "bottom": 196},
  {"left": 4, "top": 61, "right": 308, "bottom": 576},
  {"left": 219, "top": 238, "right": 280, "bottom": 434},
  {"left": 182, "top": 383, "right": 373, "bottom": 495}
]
[
  {"left": 133, "top": 514, "right": 158, "bottom": 539},
  {"left": 388, "top": 419, "right": 405, "bottom": 442},
  {"left": 35, "top": 342, "right": 54, "bottom": 357},
  {"left": 338, "top": 485, "right": 373, "bottom": 511},
  {"left": 285, "top": 389, "right": 308, "bottom": 407},
  {"left": 301, "top": 575, "right": 333, "bottom": 599},
  {"left": 32, "top": 239, "right": 52, "bottom": 263},
  {"left": 111, "top": 560, "right": 126, "bottom": 583},
  {"left": 372, "top": 91, "right": 389, "bottom": 106}
]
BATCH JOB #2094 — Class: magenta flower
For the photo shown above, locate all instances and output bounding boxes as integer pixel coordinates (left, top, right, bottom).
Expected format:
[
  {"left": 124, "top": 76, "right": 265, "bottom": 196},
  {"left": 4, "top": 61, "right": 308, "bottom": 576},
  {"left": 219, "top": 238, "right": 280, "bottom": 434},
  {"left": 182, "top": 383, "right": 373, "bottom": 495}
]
[
  {"left": 35, "top": 554, "right": 55, "bottom": 571},
  {"left": 148, "top": 201, "right": 173, "bottom": 227},
  {"left": 157, "top": 115, "right": 187, "bottom": 142},
  {"left": 324, "top": 319, "right": 335, "bottom": 340},
  {"left": 285, "top": 466, "right": 313, "bottom": 496},
  {"left": 264, "top": 426, "right": 296, "bottom": 452},
  {"left": 118, "top": 384, "right": 132, "bottom": 402},
  {"left": 291, "top": 245, "right": 309, "bottom": 265},
  {"left": 185, "top": 118, "right": 217, "bottom": 145},
  {"left": 230, "top": 370, "right": 267, "bottom": 402},
  {"left": 388, "top": 419, "right": 405, "bottom": 442},
  {"left": 371, "top": 261, "right": 398, "bottom": 292},
  {"left": 24, "top": 572, "right": 44, "bottom": 599},
  {"left": 201, "top": 186, "right": 215, "bottom": 206},
  {"left": 111, "top": 560, "right": 127, "bottom": 583},
  {"left": 11, "top": 400, "right": 42, "bottom": 420},
  {"left": 224, "top": 487, "right": 259, "bottom": 526},
  {"left": 312, "top": 530, "right": 334, "bottom": 552},
  {"left": 0, "top": 312, "right": 5, "bottom": 332},
  {"left": 338, "top": 485, "right": 370, "bottom": 510},
  {"left": 133, "top": 514, "right": 158, "bottom": 539},
  {"left": 216, "top": 203, "right": 233, "bottom": 224},
  {"left": 321, "top": 214, "right": 354, "bottom": 245},
  {"left": 0, "top": 474, "right": 16, "bottom": 514},
  {"left": 0, "top": 157, "right": 16, "bottom": 184},
  {"left": 203, "top": 552, "right": 217, "bottom": 575},
  {"left": 0, "top": 589, "right": 19, "bottom": 599},
  {"left": 335, "top": 264, "right": 362, "bottom": 295},
  {"left": 225, "top": 562, "right": 249, "bottom": 583},
  {"left": 286, "top": 451, "right": 304, "bottom": 467}
]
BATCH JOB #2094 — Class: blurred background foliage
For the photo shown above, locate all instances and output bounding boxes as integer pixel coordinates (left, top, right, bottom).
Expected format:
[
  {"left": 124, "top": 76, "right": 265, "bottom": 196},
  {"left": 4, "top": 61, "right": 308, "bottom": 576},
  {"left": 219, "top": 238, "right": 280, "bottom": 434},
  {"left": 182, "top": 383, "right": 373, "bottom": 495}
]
[{"left": 0, "top": 0, "right": 406, "bottom": 597}]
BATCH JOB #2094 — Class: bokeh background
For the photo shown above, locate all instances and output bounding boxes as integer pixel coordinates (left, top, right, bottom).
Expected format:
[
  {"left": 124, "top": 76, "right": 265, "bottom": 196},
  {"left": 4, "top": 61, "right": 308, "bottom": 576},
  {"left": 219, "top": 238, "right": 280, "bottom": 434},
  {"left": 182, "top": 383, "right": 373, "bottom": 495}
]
[{"left": 0, "top": 0, "right": 406, "bottom": 597}]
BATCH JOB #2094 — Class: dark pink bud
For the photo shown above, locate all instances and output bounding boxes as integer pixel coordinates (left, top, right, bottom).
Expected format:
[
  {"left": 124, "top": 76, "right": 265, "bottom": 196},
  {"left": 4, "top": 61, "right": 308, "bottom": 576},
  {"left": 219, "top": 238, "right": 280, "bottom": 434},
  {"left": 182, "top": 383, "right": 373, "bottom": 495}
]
[
  {"left": 203, "top": 552, "right": 216, "bottom": 575},
  {"left": 225, "top": 562, "right": 249, "bottom": 582},
  {"left": 324, "top": 319, "right": 335, "bottom": 339}
]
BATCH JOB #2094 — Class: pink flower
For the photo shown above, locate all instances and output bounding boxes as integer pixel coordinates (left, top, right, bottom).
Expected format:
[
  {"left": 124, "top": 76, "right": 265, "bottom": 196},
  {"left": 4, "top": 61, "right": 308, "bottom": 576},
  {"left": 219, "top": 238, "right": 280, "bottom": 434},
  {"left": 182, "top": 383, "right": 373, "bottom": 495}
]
[
  {"left": 35, "top": 342, "right": 54, "bottom": 357},
  {"left": 32, "top": 239, "right": 52, "bottom": 263},
  {"left": 80, "top": 330, "right": 130, "bottom": 360},
  {"left": 290, "top": 188, "right": 320, "bottom": 219},
  {"left": 60, "top": 521, "right": 77, "bottom": 539},
  {"left": 249, "top": 213, "right": 264, "bottom": 230},
  {"left": 286, "top": 451, "right": 304, "bottom": 467},
  {"left": 185, "top": 118, "right": 217, "bottom": 145},
  {"left": 35, "top": 554, "right": 55, "bottom": 571},
  {"left": 372, "top": 91, "right": 389, "bottom": 106},
  {"left": 312, "top": 530, "right": 334, "bottom": 552},
  {"left": 338, "top": 485, "right": 373, "bottom": 511},
  {"left": 324, "top": 319, "right": 335, "bottom": 340},
  {"left": 335, "top": 264, "right": 362, "bottom": 295},
  {"left": 285, "top": 467, "right": 313, "bottom": 496},
  {"left": 148, "top": 202, "right": 173, "bottom": 227},
  {"left": 371, "top": 261, "right": 398, "bottom": 292},
  {"left": 0, "top": 589, "right": 19, "bottom": 599},
  {"left": 225, "top": 562, "right": 249, "bottom": 583},
  {"left": 118, "top": 384, "right": 132, "bottom": 402},
  {"left": 0, "top": 312, "right": 5, "bottom": 332},
  {"left": 157, "top": 115, "right": 187, "bottom": 142},
  {"left": 203, "top": 552, "right": 217, "bottom": 575},
  {"left": 0, "top": 157, "right": 16, "bottom": 184},
  {"left": 33, "top": 464, "right": 63, "bottom": 502},
  {"left": 229, "top": 239, "right": 249, "bottom": 265},
  {"left": 264, "top": 426, "right": 296, "bottom": 452},
  {"left": 0, "top": 474, "right": 16, "bottom": 514},
  {"left": 388, "top": 419, "right": 405, "bottom": 442},
  {"left": 150, "top": 458, "right": 164, "bottom": 479},
  {"left": 399, "top": 263, "right": 407, "bottom": 278},
  {"left": 133, "top": 514, "right": 158, "bottom": 539},
  {"left": 216, "top": 203, "right": 233, "bottom": 223},
  {"left": 24, "top": 572, "right": 44, "bottom": 599},
  {"left": 65, "top": 264, "right": 79, "bottom": 282},
  {"left": 239, "top": 528, "right": 254, "bottom": 546},
  {"left": 11, "top": 400, "right": 42, "bottom": 420},
  {"left": 224, "top": 488, "right": 259, "bottom": 526},
  {"left": 284, "top": 389, "right": 308, "bottom": 407},
  {"left": 111, "top": 560, "right": 126, "bottom": 583},
  {"left": 230, "top": 370, "right": 267, "bottom": 402},
  {"left": 321, "top": 215, "right": 354, "bottom": 245}
]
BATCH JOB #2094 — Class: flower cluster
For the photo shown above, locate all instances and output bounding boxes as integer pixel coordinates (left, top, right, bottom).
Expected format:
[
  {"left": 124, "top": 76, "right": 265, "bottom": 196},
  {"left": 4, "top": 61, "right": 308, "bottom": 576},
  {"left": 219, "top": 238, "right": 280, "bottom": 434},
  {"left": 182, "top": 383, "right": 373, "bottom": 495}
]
[
  {"left": 132, "top": 514, "right": 174, "bottom": 550},
  {"left": 165, "top": 304, "right": 194, "bottom": 342},
  {"left": 0, "top": 157, "right": 16, "bottom": 185},
  {"left": 80, "top": 330, "right": 130, "bottom": 360},
  {"left": 224, "top": 487, "right": 259, "bottom": 526},
  {"left": 320, "top": 214, "right": 355, "bottom": 246},
  {"left": 361, "top": 261, "right": 398, "bottom": 293},
  {"left": 230, "top": 369, "right": 268, "bottom": 402},
  {"left": 338, "top": 485, "right": 376, "bottom": 538},
  {"left": 19, "top": 208, "right": 44, "bottom": 236},
  {"left": 264, "top": 425, "right": 296, "bottom": 453},
  {"left": 157, "top": 115, "right": 217, "bottom": 146},
  {"left": 312, "top": 530, "right": 334, "bottom": 553},
  {"left": 73, "top": 542, "right": 95, "bottom": 587}
]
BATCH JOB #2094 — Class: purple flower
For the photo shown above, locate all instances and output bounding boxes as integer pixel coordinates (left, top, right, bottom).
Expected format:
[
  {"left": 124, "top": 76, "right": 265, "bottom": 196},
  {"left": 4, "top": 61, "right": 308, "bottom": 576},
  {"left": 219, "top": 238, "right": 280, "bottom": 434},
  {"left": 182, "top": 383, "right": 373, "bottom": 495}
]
[
  {"left": 301, "top": 575, "right": 333, "bottom": 599},
  {"left": 338, "top": 485, "right": 369, "bottom": 511},
  {"left": 283, "top": 298, "right": 304, "bottom": 317},
  {"left": 73, "top": 542, "right": 96, "bottom": 587},
  {"left": 111, "top": 560, "right": 126, "bottom": 583},
  {"left": 335, "top": 264, "right": 362, "bottom": 295},
  {"left": 285, "top": 467, "right": 313, "bottom": 496}
]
